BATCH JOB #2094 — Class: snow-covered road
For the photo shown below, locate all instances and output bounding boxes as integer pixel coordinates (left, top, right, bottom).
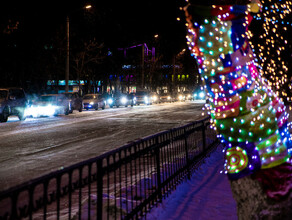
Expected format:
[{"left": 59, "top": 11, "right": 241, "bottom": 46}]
[{"left": 0, "top": 101, "right": 206, "bottom": 192}]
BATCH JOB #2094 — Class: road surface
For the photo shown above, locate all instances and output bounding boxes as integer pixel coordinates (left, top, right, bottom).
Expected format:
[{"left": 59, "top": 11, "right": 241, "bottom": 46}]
[{"left": 0, "top": 101, "right": 207, "bottom": 192}]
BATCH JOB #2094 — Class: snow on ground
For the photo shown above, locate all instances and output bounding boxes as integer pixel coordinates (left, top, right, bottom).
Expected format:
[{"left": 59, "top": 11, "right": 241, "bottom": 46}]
[{"left": 146, "top": 145, "right": 238, "bottom": 220}]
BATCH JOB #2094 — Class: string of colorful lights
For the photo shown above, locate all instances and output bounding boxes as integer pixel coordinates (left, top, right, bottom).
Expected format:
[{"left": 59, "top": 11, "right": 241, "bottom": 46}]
[
  {"left": 184, "top": 0, "right": 292, "bottom": 188},
  {"left": 250, "top": 0, "right": 292, "bottom": 104}
]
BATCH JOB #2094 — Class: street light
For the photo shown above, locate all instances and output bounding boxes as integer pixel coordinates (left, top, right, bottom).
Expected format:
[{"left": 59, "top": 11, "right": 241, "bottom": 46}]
[{"left": 65, "top": 4, "right": 92, "bottom": 92}]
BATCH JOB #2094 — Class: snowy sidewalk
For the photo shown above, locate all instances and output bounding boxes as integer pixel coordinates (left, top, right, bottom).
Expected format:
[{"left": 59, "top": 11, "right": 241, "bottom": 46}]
[{"left": 146, "top": 145, "right": 238, "bottom": 220}]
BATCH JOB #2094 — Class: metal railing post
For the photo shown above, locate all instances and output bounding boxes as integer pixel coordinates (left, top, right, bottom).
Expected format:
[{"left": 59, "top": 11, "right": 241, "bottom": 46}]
[
  {"left": 56, "top": 176, "right": 61, "bottom": 220},
  {"left": 68, "top": 171, "right": 73, "bottom": 219},
  {"left": 97, "top": 159, "right": 103, "bottom": 220},
  {"left": 88, "top": 164, "right": 92, "bottom": 220},
  {"left": 155, "top": 136, "right": 162, "bottom": 201},
  {"left": 28, "top": 187, "right": 33, "bottom": 220},
  {"left": 78, "top": 167, "right": 82, "bottom": 220},
  {"left": 202, "top": 122, "right": 206, "bottom": 151},
  {"left": 10, "top": 192, "right": 18, "bottom": 219},
  {"left": 184, "top": 127, "right": 191, "bottom": 179},
  {"left": 43, "top": 181, "right": 48, "bottom": 219}
]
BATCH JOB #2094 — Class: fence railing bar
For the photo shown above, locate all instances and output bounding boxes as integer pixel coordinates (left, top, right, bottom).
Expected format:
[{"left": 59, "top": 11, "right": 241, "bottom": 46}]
[
  {"left": 56, "top": 175, "right": 61, "bottom": 220},
  {"left": 155, "top": 137, "right": 162, "bottom": 202},
  {"left": 119, "top": 151, "right": 123, "bottom": 220},
  {"left": 88, "top": 163, "right": 92, "bottom": 220},
  {"left": 96, "top": 160, "right": 103, "bottom": 220}
]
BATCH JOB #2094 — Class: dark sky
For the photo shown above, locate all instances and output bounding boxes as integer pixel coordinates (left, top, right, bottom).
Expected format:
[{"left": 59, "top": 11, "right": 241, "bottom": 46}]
[
  {"left": 0, "top": 0, "right": 190, "bottom": 89},
  {"left": 0, "top": 0, "right": 187, "bottom": 54}
]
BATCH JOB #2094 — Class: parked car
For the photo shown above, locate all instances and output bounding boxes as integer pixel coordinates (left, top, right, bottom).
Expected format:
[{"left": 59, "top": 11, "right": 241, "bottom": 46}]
[
  {"left": 169, "top": 92, "right": 179, "bottom": 102},
  {"left": 101, "top": 92, "right": 112, "bottom": 104},
  {"left": 134, "top": 91, "right": 152, "bottom": 105},
  {"left": 27, "top": 94, "right": 70, "bottom": 117},
  {"left": 183, "top": 91, "right": 193, "bottom": 101},
  {"left": 83, "top": 94, "right": 106, "bottom": 110},
  {"left": 63, "top": 92, "right": 83, "bottom": 113},
  {"left": 0, "top": 87, "right": 27, "bottom": 122},
  {"left": 159, "top": 93, "right": 172, "bottom": 103},
  {"left": 127, "top": 93, "right": 136, "bottom": 107},
  {"left": 176, "top": 92, "right": 186, "bottom": 102},
  {"left": 107, "top": 93, "right": 129, "bottom": 108},
  {"left": 150, "top": 92, "right": 160, "bottom": 104}
]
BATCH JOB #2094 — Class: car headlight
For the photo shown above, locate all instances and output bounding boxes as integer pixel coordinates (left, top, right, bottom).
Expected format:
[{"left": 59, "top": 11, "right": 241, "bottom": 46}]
[
  {"left": 199, "top": 92, "right": 205, "bottom": 99},
  {"left": 43, "top": 105, "right": 57, "bottom": 116},
  {"left": 178, "top": 95, "right": 183, "bottom": 100},
  {"left": 167, "top": 96, "right": 171, "bottom": 100},
  {"left": 144, "top": 96, "right": 149, "bottom": 101},
  {"left": 152, "top": 96, "right": 157, "bottom": 101},
  {"left": 28, "top": 105, "right": 57, "bottom": 117},
  {"left": 90, "top": 101, "right": 94, "bottom": 105},
  {"left": 107, "top": 98, "right": 113, "bottom": 104},
  {"left": 121, "top": 97, "right": 127, "bottom": 104}
]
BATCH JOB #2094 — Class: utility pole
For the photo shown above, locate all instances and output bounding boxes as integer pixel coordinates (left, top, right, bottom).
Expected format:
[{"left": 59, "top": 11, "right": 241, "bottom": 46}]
[
  {"left": 65, "top": 16, "right": 70, "bottom": 92},
  {"left": 141, "top": 44, "right": 145, "bottom": 89},
  {"left": 64, "top": 5, "right": 91, "bottom": 93}
]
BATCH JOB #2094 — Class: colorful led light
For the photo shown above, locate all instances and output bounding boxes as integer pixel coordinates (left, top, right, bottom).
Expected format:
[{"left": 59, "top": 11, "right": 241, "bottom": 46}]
[{"left": 184, "top": 1, "right": 292, "bottom": 180}]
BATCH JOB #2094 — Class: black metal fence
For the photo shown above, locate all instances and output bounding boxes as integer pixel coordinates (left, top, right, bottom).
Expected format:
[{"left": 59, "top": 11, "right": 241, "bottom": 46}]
[{"left": 0, "top": 116, "right": 218, "bottom": 220}]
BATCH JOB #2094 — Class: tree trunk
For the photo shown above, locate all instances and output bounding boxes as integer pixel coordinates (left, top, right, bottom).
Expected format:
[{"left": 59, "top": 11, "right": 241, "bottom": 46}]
[{"left": 230, "top": 175, "right": 292, "bottom": 219}]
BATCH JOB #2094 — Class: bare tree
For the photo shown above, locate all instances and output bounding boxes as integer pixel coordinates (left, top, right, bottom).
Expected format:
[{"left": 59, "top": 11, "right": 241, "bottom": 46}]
[
  {"left": 73, "top": 39, "right": 105, "bottom": 93},
  {"left": 145, "top": 54, "right": 163, "bottom": 91}
]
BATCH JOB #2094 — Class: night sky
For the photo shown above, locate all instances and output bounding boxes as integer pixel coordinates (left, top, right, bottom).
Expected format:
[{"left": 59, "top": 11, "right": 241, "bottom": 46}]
[
  {"left": 0, "top": 0, "right": 187, "bottom": 52},
  {"left": 0, "top": 0, "right": 189, "bottom": 89}
]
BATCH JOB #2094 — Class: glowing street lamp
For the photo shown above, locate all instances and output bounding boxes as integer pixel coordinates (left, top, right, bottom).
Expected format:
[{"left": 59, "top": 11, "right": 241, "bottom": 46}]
[{"left": 65, "top": 4, "right": 92, "bottom": 92}]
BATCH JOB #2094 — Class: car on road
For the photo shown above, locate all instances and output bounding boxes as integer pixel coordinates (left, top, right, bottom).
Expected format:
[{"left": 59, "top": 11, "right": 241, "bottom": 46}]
[
  {"left": 0, "top": 87, "right": 27, "bottom": 122},
  {"left": 27, "top": 94, "right": 70, "bottom": 117},
  {"left": 171, "top": 92, "right": 184, "bottom": 102},
  {"left": 63, "top": 92, "right": 83, "bottom": 113},
  {"left": 134, "top": 91, "right": 152, "bottom": 105},
  {"left": 127, "top": 93, "right": 136, "bottom": 107},
  {"left": 107, "top": 93, "right": 129, "bottom": 108},
  {"left": 183, "top": 91, "right": 193, "bottom": 101},
  {"left": 150, "top": 92, "right": 160, "bottom": 104},
  {"left": 177, "top": 93, "right": 186, "bottom": 102},
  {"left": 83, "top": 94, "right": 106, "bottom": 110},
  {"left": 159, "top": 93, "right": 172, "bottom": 103}
]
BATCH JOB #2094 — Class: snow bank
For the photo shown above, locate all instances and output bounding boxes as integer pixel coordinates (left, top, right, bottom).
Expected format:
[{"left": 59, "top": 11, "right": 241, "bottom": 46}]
[{"left": 146, "top": 145, "right": 238, "bottom": 220}]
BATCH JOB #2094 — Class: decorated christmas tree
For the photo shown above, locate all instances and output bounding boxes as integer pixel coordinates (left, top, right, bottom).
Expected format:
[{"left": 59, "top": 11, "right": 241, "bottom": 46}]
[{"left": 184, "top": 0, "right": 292, "bottom": 218}]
